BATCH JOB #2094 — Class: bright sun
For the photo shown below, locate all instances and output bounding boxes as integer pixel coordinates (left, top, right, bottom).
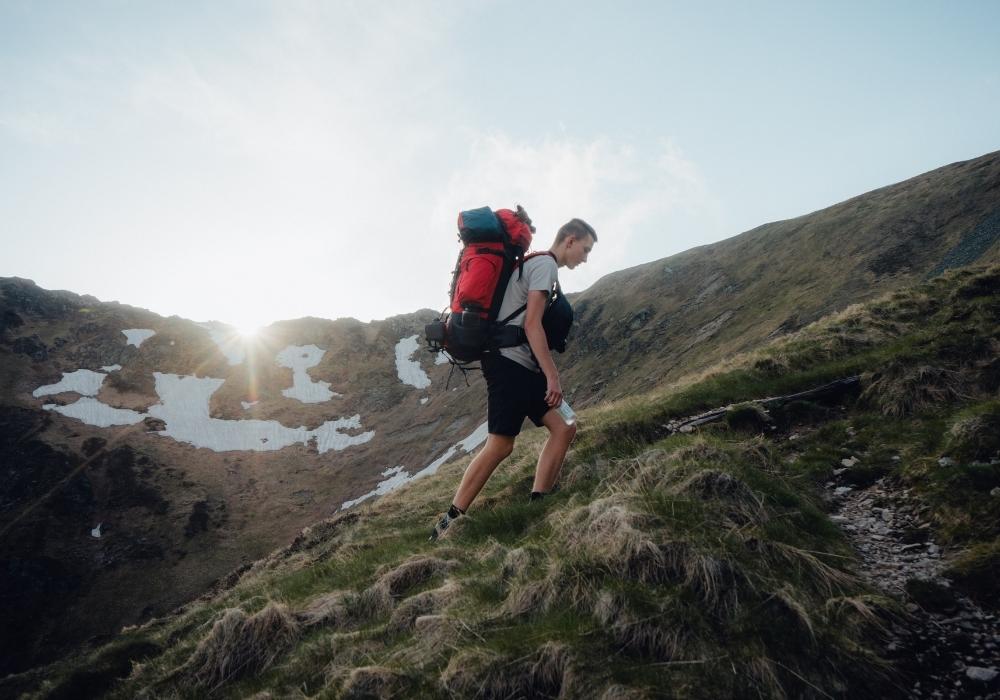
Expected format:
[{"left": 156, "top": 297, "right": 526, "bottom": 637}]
[{"left": 235, "top": 325, "right": 261, "bottom": 339}]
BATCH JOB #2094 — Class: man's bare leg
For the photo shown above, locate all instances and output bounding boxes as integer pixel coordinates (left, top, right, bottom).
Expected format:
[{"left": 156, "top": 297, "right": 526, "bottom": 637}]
[
  {"left": 453, "top": 433, "right": 516, "bottom": 512},
  {"left": 531, "top": 409, "right": 577, "bottom": 494}
]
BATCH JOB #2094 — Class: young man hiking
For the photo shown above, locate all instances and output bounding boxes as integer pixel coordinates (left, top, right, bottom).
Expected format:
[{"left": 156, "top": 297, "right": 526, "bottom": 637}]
[{"left": 431, "top": 218, "right": 597, "bottom": 540}]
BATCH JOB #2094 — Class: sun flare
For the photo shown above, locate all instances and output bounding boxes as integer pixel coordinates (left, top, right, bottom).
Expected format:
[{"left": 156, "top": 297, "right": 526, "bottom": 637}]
[{"left": 235, "top": 324, "right": 261, "bottom": 340}]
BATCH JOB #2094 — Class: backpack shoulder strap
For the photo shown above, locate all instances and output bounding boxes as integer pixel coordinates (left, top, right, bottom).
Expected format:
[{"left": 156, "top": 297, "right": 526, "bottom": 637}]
[
  {"left": 517, "top": 250, "right": 557, "bottom": 280},
  {"left": 500, "top": 254, "right": 559, "bottom": 324}
]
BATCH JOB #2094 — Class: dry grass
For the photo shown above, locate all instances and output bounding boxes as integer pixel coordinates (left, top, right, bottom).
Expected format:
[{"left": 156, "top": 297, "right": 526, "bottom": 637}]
[
  {"left": 611, "top": 614, "right": 688, "bottom": 661},
  {"left": 861, "top": 362, "right": 965, "bottom": 416},
  {"left": 676, "top": 469, "right": 766, "bottom": 526},
  {"left": 823, "top": 595, "right": 892, "bottom": 634},
  {"left": 184, "top": 602, "right": 298, "bottom": 691},
  {"left": 387, "top": 580, "right": 460, "bottom": 634},
  {"left": 555, "top": 498, "right": 672, "bottom": 585},
  {"left": 747, "top": 656, "right": 787, "bottom": 700},
  {"left": 376, "top": 555, "right": 456, "bottom": 598},
  {"left": 340, "top": 665, "right": 407, "bottom": 699},
  {"left": 946, "top": 408, "right": 1000, "bottom": 462},
  {"left": 501, "top": 546, "right": 544, "bottom": 582},
  {"left": 439, "top": 642, "right": 574, "bottom": 699},
  {"left": 762, "top": 541, "right": 856, "bottom": 596},
  {"left": 599, "top": 684, "right": 650, "bottom": 699},
  {"left": 296, "top": 591, "right": 353, "bottom": 629},
  {"left": 767, "top": 585, "right": 816, "bottom": 643},
  {"left": 592, "top": 588, "right": 690, "bottom": 661},
  {"left": 682, "top": 552, "right": 746, "bottom": 618}
]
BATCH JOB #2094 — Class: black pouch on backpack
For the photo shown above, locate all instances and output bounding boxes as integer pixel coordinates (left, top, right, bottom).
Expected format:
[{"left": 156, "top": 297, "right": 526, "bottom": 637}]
[
  {"left": 446, "top": 311, "right": 489, "bottom": 361},
  {"left": 424, "top": 319, "right": 446, "bottom": 347}
]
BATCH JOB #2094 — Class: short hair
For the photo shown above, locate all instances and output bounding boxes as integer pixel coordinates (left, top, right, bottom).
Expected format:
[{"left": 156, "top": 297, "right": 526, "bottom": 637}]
[{"left": 555, "top": 218, "right": 598, "bottom": 245}]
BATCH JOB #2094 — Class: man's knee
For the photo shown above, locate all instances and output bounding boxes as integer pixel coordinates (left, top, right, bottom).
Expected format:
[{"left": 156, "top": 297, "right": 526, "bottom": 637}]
[{"left": 486, "top": 435, "right": 515, "bottom": 459}]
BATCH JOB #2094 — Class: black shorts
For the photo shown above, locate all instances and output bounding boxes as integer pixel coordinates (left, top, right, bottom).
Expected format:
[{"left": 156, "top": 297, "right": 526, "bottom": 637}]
[{"left": 482, "top": 354, "right": 550, "bottom": 437}]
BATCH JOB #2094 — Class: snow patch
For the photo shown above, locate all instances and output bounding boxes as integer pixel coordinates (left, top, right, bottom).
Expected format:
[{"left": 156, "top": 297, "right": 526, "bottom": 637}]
[
  {"left": 199, "top": 322, "right": 245, "bottom": 365},
  {"left": 146, "top": 372, "right": 371, "bottom": 453},
  {"left": 435, "top": 352, "right": 450, "bottom": 365},
  {"left": 36, "top": 369, "right": 373, "bottom": 454},
  {"left": 91, "top": 523, "right": 102, "bottom": 538},
  {"left": 340, "top": 421, "right": 487, "bottom": 510},
  {"left": 276, "top": 344, "right": 340, "bottom": 403},
  {"left": 340, "top": 466, "right": 410, "bottom": 509},
  {"left": 457, "top": 421, "right": 490, "bottom": 452},
  {"left": 123, "top": 329, "right": 155, "bottom": 347},
  {"left": 33, "top": 369, "right": 107, "bottom": 398},
  {"left": 395, "top": 335, "right": 431, "bottom": 389},
  {"left": 241, "top": 400, "right": 259, "bottom": 410},
  {"left": 312, "top": 415, "right": 375, "bottom": 453},
  {"left": 100, "top": 364, "right": 122, "bottom": 372},
  {"left": 420, "top": 397, "right": 429, "bottom": 405},
  {"left": 43, "top": 397, "right": 145, "bottom": 427}
]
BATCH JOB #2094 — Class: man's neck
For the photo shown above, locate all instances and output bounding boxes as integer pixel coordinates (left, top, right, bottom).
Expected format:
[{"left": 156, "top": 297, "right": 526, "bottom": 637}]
[{"left": 548, "top": 246, "right": 566, "bottom": 268}]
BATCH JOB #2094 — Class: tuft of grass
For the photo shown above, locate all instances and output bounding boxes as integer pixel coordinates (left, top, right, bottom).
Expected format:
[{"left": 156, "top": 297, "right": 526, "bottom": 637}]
[
  {"left": 184, "top": 602, "right": 298, "bottom": 691},
  {"left": 861, "top": 362, "right": 966, "bottom": 416},
  {"left": 944, "top": 539, "right": 1000, "bottom": 609}
]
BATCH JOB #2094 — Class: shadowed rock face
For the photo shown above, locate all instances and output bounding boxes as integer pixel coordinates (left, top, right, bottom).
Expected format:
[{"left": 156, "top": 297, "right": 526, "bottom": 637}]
[
  {"left": 1, "top": 150, "right": 1000, "bottom": 677},
  {"left": 0, "top": 281, "right": 482, "bottom": 675}
]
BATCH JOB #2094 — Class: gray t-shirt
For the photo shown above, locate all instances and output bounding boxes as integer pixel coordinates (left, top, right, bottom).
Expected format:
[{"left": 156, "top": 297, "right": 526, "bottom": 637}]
[{"left": 497, "top": 254, "right": 559, "bottom": 371}]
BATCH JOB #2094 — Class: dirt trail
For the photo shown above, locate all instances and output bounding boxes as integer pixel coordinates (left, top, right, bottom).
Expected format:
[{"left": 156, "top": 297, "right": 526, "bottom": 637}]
[{"left": 828, "top": 470, "right": 999, "bottom": 699}]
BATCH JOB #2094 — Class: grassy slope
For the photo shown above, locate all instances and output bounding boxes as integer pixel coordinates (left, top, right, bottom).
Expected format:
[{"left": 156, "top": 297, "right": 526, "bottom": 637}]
[
  {"left": 563, "top": 150, "right": 1000, "bottom": 406},
  {"left": 9, "top": 266, "right": 1000, "bottom": 699}
]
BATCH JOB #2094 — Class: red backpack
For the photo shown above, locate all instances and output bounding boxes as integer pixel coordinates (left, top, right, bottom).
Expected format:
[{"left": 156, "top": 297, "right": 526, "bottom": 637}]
[{"left": 425, "top": 206, "right": 535, "bottom": 363}]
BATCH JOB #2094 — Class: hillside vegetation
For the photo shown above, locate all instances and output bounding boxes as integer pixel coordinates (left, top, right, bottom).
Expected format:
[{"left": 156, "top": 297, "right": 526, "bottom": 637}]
[
  {"left": 8, "top": 264, "right": 998, "bottom": 699},
  {"left": 564, "top": 150, "right": 1000, "bottom": 406},
  {"left": 2, "top": 151, "right": 998, "bottom": 678}
]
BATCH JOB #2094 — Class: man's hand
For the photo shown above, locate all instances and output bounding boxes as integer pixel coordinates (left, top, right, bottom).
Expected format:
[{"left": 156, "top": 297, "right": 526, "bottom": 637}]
[{"left": 544, "top": 373, "right": 563, "bottom": 408}]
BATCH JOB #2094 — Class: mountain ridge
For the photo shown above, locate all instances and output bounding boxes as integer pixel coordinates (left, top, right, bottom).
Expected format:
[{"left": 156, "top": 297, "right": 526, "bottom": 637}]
[{"left": 1, "top": 149, "right": 999, "bottom": 687}]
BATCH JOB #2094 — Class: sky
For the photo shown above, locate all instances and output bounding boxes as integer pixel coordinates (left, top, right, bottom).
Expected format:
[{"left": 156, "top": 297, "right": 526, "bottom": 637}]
[{"left": 2, "top": 1, "right": 998, "bottom": 331}]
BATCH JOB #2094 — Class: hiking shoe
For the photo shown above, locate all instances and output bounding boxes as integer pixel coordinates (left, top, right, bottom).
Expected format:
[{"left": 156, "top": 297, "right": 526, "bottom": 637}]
[{"left": 429, "top": 512, "right": 454, "bottom": 541}]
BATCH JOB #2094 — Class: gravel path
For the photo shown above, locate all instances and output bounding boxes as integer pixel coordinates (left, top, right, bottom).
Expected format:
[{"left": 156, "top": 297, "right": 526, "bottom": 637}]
[{"left": 828, "top": 470, "right": 999, "bottom": 699}]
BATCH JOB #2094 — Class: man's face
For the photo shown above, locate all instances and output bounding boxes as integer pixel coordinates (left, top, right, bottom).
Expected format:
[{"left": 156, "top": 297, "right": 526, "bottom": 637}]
[{"left": 566, "top": 234, "right": 594, "bottom": 269}]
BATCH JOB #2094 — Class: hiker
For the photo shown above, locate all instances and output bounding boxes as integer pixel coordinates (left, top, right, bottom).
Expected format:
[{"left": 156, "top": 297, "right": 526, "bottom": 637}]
[{"left": 431, "top": 217, "right": 597, "bottom": 539}]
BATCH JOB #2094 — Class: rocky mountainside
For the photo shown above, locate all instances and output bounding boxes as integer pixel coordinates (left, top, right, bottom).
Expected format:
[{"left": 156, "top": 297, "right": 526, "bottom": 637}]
[
  {"left": 1, "top": 149, "right": 998, "bottom": 685},
  {"left": 8, "top": 261, "right": 998, "bottom": 700},
  {"left": 563, "top": 150, "right": 1000, "bottom": 406},
  {"left": 0, "top": 288, "right": 483, "bottom": 677}
]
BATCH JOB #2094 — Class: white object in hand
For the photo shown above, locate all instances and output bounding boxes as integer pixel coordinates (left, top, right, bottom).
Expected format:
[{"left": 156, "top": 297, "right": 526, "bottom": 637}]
[{"left": 556, "top": 400, "right": 577, "bottom": 426}]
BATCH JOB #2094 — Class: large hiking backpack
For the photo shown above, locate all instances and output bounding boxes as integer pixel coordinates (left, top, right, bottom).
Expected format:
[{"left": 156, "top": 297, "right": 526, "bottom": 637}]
[{"left": 425, "top": 206, "right": 535, "bottom": 363}]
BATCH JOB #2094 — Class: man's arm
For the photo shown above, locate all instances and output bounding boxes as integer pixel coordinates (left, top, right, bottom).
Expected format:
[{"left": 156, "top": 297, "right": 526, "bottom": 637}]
[{"left": 524, "top": 289, "right": 562, "bottom": 408}]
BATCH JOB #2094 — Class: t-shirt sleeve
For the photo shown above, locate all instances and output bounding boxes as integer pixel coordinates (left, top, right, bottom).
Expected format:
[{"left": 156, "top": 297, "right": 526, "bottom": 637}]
[{"left": 525, "top": 257, "right": 558, "bottom": 293}]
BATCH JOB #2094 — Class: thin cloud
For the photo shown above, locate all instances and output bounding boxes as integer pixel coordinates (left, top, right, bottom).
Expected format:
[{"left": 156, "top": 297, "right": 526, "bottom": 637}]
[{"left": 435, "top": 132, "right": 724, "bottom": 292}]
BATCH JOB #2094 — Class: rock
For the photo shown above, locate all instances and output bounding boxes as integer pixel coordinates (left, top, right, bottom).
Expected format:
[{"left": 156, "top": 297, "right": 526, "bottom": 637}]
[
  {"left": 892, "top": 455, "right": 901, "bottom": 462},
  {"left": 834, "top": 486, "right": 853, "bottom": 497},
  {"left": 991, "top": 487, "right": 1000, "bottom": 498},
  {"left": 143, "top": 417, "right": 167, "bottom": 432},
  {"left": 965, "top": 666, "right": 998, "bottom": 683},
  {"left": 906, "top": 578, "right": 958, "bottom": 614},
  {"left": 11, "top": 335, "right": 48, "bottom": 361},
  {"left": 842, "top": 456, "right": 860, "bottom": 467},
  {"left": 938, "top": 457, "right": 955, "bottom": 467}
]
